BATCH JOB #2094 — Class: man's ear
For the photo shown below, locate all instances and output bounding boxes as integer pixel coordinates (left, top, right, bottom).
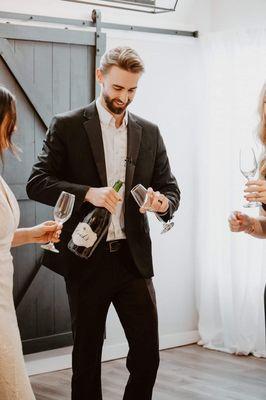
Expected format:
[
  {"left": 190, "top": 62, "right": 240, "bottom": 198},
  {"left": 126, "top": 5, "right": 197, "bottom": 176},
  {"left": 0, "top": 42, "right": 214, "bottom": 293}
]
[{"left": 96, "top": 68, "right": 103, "bottom": 84}]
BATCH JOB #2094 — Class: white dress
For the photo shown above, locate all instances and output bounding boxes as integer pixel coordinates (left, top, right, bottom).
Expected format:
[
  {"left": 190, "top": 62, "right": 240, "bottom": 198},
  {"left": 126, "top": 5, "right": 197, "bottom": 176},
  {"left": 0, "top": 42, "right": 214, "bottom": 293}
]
[{"left": 0, "top": 176, "right": 35, "bottom": 399}]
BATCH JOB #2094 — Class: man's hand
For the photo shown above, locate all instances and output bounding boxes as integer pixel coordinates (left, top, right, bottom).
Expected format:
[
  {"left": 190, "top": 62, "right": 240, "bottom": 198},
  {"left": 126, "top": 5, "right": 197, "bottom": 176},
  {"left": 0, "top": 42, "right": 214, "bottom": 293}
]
[
  {"left": 85, "top": 187, "right": 122, "bottom": 214},
  {"left": 140, "top": 187, "right": 169, "bottom": 214},
  {"left": 228, "top": 211, "right": 253, "bottom": 233}
]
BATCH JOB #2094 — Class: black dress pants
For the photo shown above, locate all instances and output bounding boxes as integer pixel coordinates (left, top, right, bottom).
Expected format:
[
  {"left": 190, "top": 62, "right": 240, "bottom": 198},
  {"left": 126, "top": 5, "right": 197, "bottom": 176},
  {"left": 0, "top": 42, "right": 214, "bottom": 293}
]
[{"left": 65, "top": 240, "right": 159, "bottom": 400}]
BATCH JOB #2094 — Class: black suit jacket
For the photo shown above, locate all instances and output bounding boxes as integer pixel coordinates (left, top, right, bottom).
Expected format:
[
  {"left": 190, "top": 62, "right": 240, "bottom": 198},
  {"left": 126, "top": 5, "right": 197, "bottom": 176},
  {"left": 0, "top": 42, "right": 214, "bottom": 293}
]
[{"left": 26, "top": 101, "right": 180, "bottom": 278}]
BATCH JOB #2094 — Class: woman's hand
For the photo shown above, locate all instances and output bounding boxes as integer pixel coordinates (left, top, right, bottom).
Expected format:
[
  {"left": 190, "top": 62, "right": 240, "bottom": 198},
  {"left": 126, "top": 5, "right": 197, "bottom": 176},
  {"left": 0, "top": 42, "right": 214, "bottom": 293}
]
[
  {"left": 30, "top": 221, "right": 62, "bottom": 243},
  {"left": 228, "top": 211, "right": 253, "bottom": 232},
  {"left": 244, "top": 179, "right": 266, "bottom": 204}
]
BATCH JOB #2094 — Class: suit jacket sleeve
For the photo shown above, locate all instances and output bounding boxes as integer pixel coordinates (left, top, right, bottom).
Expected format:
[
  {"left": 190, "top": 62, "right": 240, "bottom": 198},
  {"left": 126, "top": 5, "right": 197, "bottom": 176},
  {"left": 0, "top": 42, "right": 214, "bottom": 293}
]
[
  {"left": 150, "top": 127, "right": 180, "bottom": 222},
  {"left": 26, "top": 116, "right": 90, "bottom": 212}
]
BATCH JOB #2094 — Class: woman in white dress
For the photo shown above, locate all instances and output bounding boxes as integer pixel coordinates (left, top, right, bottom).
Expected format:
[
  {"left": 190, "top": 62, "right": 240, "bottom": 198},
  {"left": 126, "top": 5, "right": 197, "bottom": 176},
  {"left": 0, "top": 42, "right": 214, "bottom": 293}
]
[{"left": 0, "top": 86, "right": 62, "bottom": 399}]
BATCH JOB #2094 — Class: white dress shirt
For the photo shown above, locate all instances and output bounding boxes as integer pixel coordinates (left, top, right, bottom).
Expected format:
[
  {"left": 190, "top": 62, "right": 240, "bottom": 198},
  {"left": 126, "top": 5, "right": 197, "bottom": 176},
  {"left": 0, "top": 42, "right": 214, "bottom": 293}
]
[{"left": 96, "top": 98, "right": 127, "bottom": 241}]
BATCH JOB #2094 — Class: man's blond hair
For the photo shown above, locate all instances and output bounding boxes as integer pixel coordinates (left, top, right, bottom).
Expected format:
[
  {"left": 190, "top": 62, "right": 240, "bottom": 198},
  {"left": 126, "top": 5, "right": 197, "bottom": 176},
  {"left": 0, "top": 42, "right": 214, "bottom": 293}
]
[{"left": 99, "top": 46, "right": 145, "bottom": 75}]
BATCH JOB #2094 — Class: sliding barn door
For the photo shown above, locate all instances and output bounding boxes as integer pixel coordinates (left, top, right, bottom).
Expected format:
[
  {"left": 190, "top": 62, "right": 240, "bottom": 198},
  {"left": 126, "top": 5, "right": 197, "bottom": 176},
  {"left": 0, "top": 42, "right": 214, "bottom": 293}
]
[{"left": 0, "top": 22, "right": 105, "bottom": 353}]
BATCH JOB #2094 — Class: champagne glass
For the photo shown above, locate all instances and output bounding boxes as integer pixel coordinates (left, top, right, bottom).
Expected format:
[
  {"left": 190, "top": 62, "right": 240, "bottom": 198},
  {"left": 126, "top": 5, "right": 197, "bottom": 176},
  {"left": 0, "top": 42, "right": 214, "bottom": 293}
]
[
  {"left": 41, "top": 191, "right": 75, "bottom": 253},
  {"left": 239, "top": 147, "right": 260, "bottom": 208},
  {"left": 131, "top": 184, "right": 174, "bottom": 234}
]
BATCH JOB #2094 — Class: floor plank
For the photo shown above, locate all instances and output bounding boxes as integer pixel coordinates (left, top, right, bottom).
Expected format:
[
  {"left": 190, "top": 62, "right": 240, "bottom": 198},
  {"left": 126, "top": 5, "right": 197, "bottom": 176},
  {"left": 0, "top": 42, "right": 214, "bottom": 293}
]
[{"left": 30, "top": 344, "right": 266, "bottom": 400}]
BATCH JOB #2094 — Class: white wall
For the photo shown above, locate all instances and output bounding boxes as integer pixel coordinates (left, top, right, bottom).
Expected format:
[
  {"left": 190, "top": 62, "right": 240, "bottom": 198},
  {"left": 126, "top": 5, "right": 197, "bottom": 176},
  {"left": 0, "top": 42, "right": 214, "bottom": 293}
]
[
  {"left": 103, "top": 30, "right": 202, "bottom": 357},
  {"left": 211, "top": 0, "right": 266, "bottom": 32}
]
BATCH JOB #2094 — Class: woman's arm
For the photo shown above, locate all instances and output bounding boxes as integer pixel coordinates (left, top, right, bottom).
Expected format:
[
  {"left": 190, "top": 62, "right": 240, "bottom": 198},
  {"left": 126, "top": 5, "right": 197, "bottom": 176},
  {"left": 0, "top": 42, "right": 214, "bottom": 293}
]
[
  {"left": 247, "top": 206, "right": 266, "bottom": 238},
  {"left": 229, "top": 210, "right": 266, "bottom": 238},
  {"left": 12, "top": 228, "right": 33, "bottom": 247},
  {"left": 11, "top": 221, "right": 62, "bottom": 248},
  {"left": 247, "top": 216, "right": 266, "bottom": 238}
]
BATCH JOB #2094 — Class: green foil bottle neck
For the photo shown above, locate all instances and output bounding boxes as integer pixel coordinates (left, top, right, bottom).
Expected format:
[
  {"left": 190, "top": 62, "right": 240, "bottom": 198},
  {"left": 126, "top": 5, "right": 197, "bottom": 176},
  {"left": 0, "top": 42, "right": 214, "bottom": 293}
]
[{"left": 113, "top": 180, "right": 123, "bottom": 192}]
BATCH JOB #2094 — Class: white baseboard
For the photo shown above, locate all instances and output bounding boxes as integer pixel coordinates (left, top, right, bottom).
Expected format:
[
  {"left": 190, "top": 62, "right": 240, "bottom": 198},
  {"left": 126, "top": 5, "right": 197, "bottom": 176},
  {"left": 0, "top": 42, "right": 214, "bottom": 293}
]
[
  {"left": 25, "top": 330, "right": 199, "bottom": 376},
  {"left": 159, "top": 330, "right": 199, "bottom": 350},
  {"left": 25, "top": 346, "right": 73, "bottom": 377}
]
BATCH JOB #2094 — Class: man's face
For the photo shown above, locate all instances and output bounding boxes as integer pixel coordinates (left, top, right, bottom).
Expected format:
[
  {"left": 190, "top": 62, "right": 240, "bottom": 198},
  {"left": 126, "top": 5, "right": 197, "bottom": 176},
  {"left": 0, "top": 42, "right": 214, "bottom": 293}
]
[{"left": 97, "top": 66, "right": 142, "bottom": 115}]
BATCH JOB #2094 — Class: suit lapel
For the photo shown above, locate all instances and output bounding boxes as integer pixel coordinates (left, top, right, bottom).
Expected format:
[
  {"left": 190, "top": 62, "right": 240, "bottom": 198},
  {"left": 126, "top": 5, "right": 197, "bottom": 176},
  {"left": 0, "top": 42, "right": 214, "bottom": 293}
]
[
  {"left": 83, "top": 102, "right": 107, "bottom": 187},
  {"left": 125, "top": 114, "right": 142, "bottom": 199}
]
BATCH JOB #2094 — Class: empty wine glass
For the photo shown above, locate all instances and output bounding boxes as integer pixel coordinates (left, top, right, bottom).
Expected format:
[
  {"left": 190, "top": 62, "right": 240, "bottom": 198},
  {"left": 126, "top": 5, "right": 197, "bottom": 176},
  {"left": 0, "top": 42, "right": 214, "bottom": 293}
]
[
  {"left": 131, "top": 184, "right": 174, "bottom": 234},
  {"left": 41, "top": 191, "right": 75, "bottom": 253},
  {"left": 239, "top": 146, "right": 260, "bottom": 208}
]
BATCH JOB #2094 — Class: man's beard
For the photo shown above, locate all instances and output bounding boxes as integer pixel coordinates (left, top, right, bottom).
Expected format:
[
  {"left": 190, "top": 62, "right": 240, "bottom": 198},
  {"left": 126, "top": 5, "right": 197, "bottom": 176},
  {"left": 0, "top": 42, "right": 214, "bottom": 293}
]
[{"left": 102, "top": 92, "right": 131, "bottom": 115}]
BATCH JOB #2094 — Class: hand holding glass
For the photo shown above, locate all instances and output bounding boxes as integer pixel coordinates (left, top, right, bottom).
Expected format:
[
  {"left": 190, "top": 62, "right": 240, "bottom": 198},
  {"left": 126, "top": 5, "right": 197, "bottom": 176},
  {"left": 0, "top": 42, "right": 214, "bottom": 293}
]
[
  {"left": 41, "top": 191, "right": 75, "bottom": 253},
  {"left": 131, "top": 184, "right": 174, "bottom": 234},
  {"left": 239, "top": 147, "right": 260, "bottom": 208}
]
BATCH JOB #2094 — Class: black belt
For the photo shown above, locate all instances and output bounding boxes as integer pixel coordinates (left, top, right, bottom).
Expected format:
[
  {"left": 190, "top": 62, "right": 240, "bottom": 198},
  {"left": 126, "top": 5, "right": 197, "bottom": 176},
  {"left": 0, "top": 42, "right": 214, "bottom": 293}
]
[{"left": 105, "top": 240, "right": 126, "bottom": 253}]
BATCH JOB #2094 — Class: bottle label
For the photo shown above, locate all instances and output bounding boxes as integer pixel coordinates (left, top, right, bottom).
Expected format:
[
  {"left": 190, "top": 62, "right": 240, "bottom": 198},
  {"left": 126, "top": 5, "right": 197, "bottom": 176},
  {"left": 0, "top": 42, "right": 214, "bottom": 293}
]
[{"left": 72, "top": 223, "right": 97, "bottom": 248}]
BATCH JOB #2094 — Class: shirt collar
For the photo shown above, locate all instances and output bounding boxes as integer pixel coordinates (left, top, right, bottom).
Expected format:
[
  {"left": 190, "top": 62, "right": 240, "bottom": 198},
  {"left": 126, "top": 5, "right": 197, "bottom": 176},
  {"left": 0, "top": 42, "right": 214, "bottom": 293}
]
[{"left": 96, "top": 97, "right": 128, "bottom": 128}]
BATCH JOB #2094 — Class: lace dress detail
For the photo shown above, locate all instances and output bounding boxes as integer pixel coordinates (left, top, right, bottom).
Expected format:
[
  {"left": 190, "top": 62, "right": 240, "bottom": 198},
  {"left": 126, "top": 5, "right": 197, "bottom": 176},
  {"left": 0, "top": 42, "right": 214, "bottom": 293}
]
[{"left": 0, "top": 176, "right": 35, "bottom": 399}]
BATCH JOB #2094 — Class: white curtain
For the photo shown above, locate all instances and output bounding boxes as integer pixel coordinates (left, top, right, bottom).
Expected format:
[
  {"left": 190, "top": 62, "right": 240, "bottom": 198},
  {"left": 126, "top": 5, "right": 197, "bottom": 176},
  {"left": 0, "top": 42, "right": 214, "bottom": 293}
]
[{"left": 196, "top": 28, "right": 266, "bottom": 357}]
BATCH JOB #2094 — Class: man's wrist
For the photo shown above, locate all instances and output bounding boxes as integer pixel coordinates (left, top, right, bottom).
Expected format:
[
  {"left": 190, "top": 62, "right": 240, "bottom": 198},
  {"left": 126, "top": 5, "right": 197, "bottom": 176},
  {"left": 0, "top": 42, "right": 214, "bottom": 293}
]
[
  {"left": 157, "top": 209, "right": 168, "bottom": 216},
  {"left": 84, "top": 187, "right": 92, "bottom": 203}
]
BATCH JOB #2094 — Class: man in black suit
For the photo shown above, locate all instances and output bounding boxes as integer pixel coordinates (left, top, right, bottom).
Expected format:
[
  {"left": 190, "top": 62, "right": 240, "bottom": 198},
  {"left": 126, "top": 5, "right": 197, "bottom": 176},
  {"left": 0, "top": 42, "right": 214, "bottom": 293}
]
[{"left": 27, "top": 46, "right": 180, "bottom": 400}]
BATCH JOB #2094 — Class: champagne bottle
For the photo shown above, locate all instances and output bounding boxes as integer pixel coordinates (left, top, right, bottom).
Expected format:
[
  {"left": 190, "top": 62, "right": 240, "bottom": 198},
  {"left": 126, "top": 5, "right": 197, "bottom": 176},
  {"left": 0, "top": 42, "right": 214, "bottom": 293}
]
[{"left": 68, "top": 180, "right": 123, "bottom": 259}]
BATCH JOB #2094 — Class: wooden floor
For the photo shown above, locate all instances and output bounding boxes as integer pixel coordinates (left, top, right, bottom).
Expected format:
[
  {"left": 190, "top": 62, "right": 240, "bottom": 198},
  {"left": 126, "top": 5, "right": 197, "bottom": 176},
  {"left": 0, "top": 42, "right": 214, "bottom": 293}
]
[{"left": 30, "top": 344, "right": 266, "bottom": 400}]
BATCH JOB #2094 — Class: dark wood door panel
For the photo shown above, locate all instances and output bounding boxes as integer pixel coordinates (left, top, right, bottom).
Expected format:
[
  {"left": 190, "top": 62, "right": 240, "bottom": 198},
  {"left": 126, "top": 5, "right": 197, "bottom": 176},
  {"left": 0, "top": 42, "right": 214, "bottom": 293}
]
[{"left": 0, "top": 37, "right": 95, "bottom": 353}]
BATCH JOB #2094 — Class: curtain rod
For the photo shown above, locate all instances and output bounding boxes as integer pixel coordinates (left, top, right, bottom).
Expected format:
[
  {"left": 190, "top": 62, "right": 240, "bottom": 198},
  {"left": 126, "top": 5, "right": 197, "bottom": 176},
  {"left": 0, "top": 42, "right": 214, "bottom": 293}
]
[{"left": 0, "top": 11, "right": 198, "bottom": 38}]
